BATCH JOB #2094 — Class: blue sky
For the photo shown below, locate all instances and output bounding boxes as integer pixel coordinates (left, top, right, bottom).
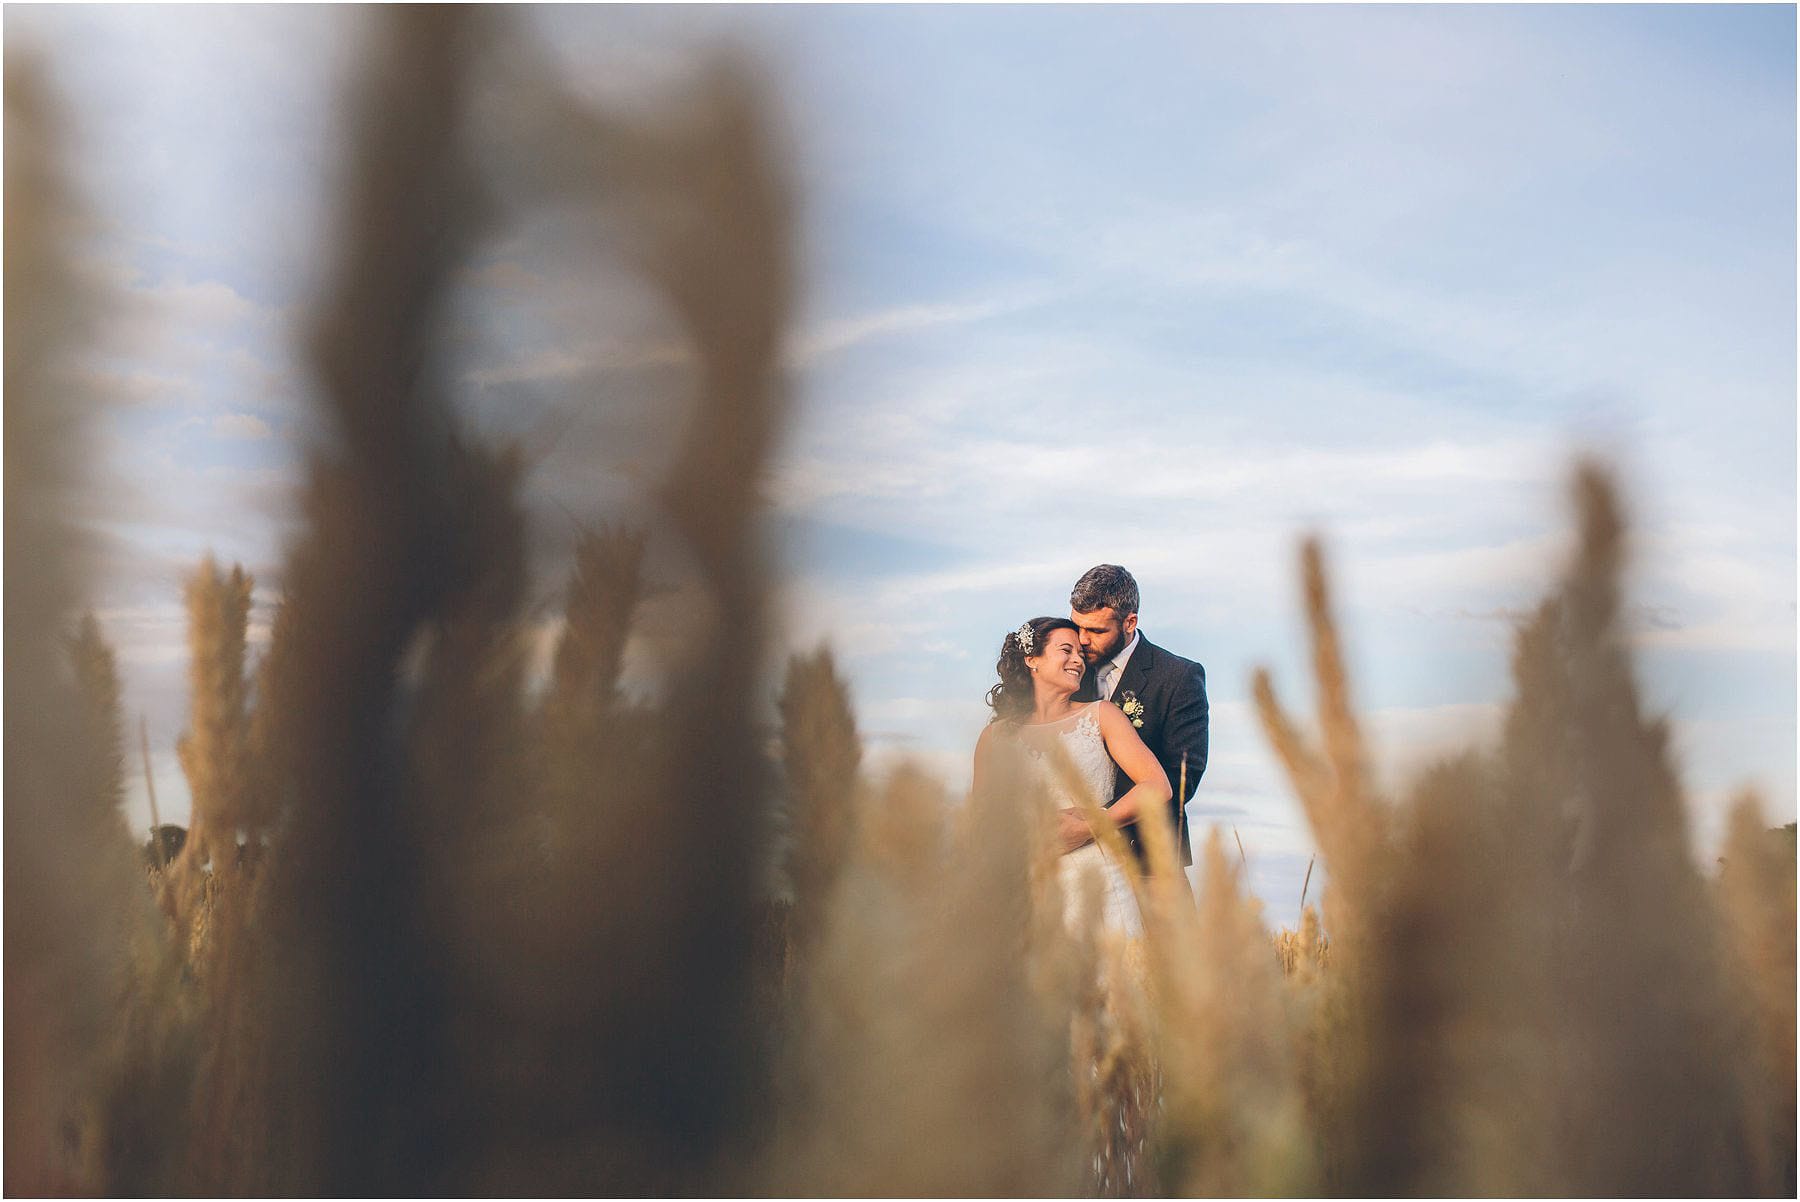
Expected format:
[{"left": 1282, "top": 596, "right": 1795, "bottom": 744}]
[{"left": 10, "top": 5, "right": 1794, "bottom": 916}]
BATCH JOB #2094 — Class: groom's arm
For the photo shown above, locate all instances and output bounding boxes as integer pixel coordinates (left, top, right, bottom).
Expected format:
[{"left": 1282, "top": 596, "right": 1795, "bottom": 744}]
[{"left": 1162, "top": 660, "right": 1209, "bottom": 804}]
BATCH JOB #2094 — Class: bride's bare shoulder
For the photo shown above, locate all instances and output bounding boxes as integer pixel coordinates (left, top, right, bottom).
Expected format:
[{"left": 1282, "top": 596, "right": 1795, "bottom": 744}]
[
  {"left": 1091, "top": 698, "right": 1126, "bottom": 731},
  {"left": 972, "top": 719, "right": 1018, "bottom": 788}
]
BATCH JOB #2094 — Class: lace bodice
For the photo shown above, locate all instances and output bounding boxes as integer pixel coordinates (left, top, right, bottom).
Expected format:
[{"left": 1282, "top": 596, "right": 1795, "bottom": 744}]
[
  {"left": 1015, "top": 703, "right": 1114, "bottom": 810},
  {"left": 1013, "top": 702, "right": 1141, "bottom": 937}
]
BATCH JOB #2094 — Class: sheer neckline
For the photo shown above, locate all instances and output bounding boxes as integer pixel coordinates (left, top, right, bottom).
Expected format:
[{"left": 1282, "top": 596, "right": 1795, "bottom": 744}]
[{"left": 1016, "top": 701, "right": 1100, "bottom": 728}]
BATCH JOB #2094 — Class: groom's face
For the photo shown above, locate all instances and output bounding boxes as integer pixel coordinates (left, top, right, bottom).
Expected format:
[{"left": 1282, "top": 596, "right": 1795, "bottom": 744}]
[{"left": 1071, "top": 606, "right": 1137, "bottom": 666}]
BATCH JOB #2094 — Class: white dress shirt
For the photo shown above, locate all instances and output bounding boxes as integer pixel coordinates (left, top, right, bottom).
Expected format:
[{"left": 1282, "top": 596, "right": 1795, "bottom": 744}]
[{"left": 1094, "top": 631, "right": 1140, "bottom": 702}]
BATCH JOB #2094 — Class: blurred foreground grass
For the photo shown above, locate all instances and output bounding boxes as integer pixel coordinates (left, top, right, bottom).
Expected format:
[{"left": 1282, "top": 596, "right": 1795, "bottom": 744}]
[{"left": 6, "top": 11, "right": 1793, "bottom": 1197}]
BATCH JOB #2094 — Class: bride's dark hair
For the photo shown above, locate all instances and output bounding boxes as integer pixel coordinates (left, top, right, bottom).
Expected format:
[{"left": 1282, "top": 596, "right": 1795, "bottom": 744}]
[{"left": 986, "top": 615, "right": 1079, "bottom": 722}]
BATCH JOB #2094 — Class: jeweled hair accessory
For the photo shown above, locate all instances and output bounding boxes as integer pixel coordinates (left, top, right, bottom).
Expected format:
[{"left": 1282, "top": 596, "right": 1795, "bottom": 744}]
[{"left": 1014, "top": 622, "right": 1035, "bottom": 654}]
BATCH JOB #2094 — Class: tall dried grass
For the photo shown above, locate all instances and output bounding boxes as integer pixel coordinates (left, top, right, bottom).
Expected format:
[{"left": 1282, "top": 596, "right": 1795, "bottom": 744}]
[
  {"left": 5, "top": 10, "right": 1794, "bottom": 1198},
  {"left": 1253, "top": 467, "right": 1793, "bottom": 1197},
  {"left": 770, "top": 750, "right": 1086, "bottom": 1196},
  {"left": 5, "top": 56, "right": 171, "bottom": 1196}
]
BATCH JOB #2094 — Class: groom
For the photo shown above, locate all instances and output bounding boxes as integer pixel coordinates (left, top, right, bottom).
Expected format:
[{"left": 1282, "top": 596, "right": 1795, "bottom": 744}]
[{"left": 1066, "top": 564, "right": 1208, "bottom": 868}]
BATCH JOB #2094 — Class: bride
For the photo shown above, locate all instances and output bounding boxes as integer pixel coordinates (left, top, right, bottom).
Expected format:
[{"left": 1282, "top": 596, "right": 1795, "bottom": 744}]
[{"left": 973, "top": 616, "right": 1173, "bottom": 934}]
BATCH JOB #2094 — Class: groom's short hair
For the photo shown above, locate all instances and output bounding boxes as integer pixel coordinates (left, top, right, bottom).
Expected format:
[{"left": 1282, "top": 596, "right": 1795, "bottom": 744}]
[{"left": 1071, "top": 564, "right": 1139, "bottom": 618}]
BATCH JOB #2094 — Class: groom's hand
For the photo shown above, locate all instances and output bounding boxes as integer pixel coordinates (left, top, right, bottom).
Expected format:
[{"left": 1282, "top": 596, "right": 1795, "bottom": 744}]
[{"left": 1057, "top": 807, "right": 1095, "bottom": 853}]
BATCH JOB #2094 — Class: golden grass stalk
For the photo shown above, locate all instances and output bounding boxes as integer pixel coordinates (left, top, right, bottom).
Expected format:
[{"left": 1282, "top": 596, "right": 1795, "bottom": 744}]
[
  {"left": 244, "top": 10, "right": 489, "bottom": 1191},
  {"left": 1251, "top": 462, "right": 1793, "bottom": 1196},
  {"left": 1155, "top": 830, "right": 1316, "bottom": 1196},
  {"left": 1253, "top": 537, "right": 1390, "bottom": 952},
  {"left": 1274, "top": 903, "right": 1329, "bottom": 980},
  {"left": 1250, "top": 539, "right": 1401, "bottom": 1191},
  {"left": 500, "top": 51, "right": 796, "bottom": 1194},
  {"left": 1715, "top": 793, "right": 1798, "bottom": 1195},
  {"left": 776, "top": 749, "right": 1083, "bottom": 1196},
  {"left": 398, "top": 437, "right": 531, "bottom": 929},
  {"left": 173, "top": 557, "right": 254, "bottom": 888},
  {"left": 541, "top": 523, "right": 647, "bottom": 749},
  {"left": 778, "top": 646, "right": 863, "bottom": 982},
  {"left": 4, "top": 57, "right": 163, "bottom": 1196},
  {"left": 1500, "top": 465, "right": 1766, "bottom": 1196},
  {"left": 69, "top": 612, "right": 127, "bottom": 821}
]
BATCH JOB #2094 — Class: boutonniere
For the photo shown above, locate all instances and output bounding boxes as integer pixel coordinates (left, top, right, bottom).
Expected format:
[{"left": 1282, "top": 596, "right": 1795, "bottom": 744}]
[{"left": 1116, "top": 690, "right": 1144, "bottom": 728}]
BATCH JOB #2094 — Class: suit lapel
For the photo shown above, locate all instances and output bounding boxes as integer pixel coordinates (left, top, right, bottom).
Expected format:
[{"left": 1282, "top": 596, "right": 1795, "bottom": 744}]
[{"left": 1112, "top": 636, "right": 1155, "bottom": 704}]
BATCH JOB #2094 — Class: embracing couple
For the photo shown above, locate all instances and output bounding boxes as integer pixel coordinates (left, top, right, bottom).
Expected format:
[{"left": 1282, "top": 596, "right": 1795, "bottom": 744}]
[{"left": 973, "top": 564, "right": 1210, "bottom": 934}]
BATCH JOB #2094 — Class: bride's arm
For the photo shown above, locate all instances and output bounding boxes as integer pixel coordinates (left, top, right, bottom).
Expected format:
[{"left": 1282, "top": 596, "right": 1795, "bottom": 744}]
[
  {"left": 1093, "top": 701, "right": 1173, "bottom": 832},
  {"left": 972, "top": 722, "right": 998, "bottom": 796}
]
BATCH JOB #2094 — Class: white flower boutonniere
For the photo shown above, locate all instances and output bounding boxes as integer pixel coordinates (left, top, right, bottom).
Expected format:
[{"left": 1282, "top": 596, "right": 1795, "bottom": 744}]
[{"left": 1117, "top": 690, "right": 1144, "bottom": 728}]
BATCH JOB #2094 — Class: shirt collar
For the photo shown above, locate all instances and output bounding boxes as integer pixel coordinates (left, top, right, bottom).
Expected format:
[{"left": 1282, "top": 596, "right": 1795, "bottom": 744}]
[{"left": 1099, "top": 631, "right": 1140, "bottom": 691}]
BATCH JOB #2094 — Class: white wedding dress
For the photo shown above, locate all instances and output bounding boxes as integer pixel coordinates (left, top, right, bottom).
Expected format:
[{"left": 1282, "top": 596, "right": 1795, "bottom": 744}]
[{"left": 1016, "top": 702, "right": 1142, "bottom": 937}]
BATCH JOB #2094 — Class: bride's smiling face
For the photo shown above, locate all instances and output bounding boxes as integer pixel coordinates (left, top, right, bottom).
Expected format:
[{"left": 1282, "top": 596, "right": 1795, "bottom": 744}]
[{"left": 1028, "top": 626, "right": 1086, "bottom": 695}]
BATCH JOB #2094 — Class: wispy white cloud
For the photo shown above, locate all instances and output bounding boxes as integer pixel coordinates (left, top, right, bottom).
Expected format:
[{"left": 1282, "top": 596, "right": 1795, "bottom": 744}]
[
  {"left": 78, "top": 364, "right": 190, "bottom": 409},
  {"left": 1635, "top": 617, "right": 1796, "bottom": 656},
  {"left": 785, "top": 292, "right": 1044, "bottom": 366},
  {"left": 465, "top": 339, "right": 692, "bottom": 388},
  {"left": 212, "top": 413, "right": 273, "bottom": 441}
]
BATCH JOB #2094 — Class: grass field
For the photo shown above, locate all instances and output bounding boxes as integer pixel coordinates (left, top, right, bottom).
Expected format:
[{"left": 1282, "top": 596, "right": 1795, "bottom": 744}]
[{"left": 7, "top": 11, "right": 1793, "bottom": 1196}]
